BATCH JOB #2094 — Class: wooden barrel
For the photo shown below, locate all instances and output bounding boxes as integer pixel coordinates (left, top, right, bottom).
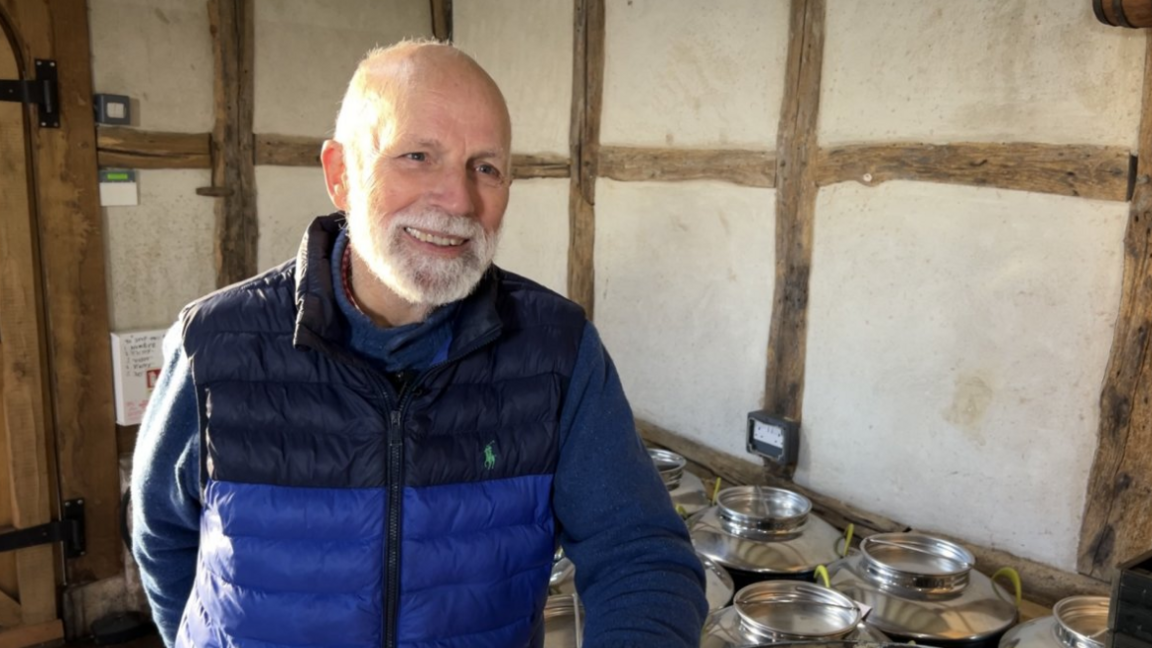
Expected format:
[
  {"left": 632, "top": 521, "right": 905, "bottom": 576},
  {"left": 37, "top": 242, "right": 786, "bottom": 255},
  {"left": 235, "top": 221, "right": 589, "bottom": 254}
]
[{"left": 1094, "top": 0, "right": 1152, "bottom": 28}]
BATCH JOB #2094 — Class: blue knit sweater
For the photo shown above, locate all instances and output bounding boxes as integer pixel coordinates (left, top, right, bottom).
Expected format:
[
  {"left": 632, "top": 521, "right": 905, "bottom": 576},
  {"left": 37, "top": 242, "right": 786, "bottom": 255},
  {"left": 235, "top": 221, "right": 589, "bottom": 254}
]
[{"left": 131, "top": 229, "right": 707, "bottom": 647}]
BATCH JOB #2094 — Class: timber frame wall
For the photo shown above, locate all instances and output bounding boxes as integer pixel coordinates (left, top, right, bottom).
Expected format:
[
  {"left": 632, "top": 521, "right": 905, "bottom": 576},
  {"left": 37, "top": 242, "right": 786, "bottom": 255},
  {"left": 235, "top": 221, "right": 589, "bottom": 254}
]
[{"left": 96, "top": 0, "right": 1149, "bottom": 606}]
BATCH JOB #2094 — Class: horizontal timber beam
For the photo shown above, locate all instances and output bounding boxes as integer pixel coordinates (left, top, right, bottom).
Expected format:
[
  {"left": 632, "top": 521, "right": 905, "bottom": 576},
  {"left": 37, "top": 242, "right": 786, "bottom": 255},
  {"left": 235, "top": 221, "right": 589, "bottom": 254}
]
[
  {"left": 599, "top": 146, "right": 776, "bottom": 188},
  {"left": 96, "top": 127, "right": 211, "bottom": 169},
  {"left": 254, "top": 133, "right": 320, "bottom": 166},
  {"left": 512, "top": 154, "right": 571, "bottom": 179},
  {"left": 253, "top": 134, "right": 570, "bottom": 179},
  {"left": 816, "top": 142, "right": 1132, "bottom": 202},
  {"left": 97, "top": 130, "right": 570, "bottom": 180},
  {"left": 95, "top": 131, "right": 1131, "bottom": 203},
  {"left": 637, "top": 418, "right": 1109, "bottom": 607}
]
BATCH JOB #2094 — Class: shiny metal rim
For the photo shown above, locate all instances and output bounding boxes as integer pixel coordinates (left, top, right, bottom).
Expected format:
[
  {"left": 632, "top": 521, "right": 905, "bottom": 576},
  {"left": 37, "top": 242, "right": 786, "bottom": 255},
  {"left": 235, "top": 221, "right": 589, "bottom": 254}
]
[
  {"left": 543, "top": 593, "right": 583, "bottom": 645},
  {"left": 701, "top": 554, "right": 736, "bottom": 611},
  {"left": 717, "top": 486, "right": 811, "bottom": 539},
  {"left": 647, "top": 448, "right": 686, "bottom": 490},
  {"left": 733, "top": 580, "right": 862, "bottom": 641},
  {"left": 860, "top": 533, "right": 974, "bottom": 596},
  {"left": 1053, "top": 596, "right": 1110, "bottom": 648}
]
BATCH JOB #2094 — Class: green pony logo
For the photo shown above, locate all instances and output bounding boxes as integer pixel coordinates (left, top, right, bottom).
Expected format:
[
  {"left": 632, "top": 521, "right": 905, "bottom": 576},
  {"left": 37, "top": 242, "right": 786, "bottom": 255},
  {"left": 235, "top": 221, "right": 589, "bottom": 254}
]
[{"left": 483, "top": 442, "right": 497, "bottom": 470}]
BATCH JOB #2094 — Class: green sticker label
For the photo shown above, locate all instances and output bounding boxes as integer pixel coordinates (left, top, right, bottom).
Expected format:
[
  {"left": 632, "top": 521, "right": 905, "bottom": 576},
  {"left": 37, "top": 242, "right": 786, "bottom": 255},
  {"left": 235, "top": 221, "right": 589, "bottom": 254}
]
[{"left": 100, "top": 169, "right": 136, "bottom": 183}]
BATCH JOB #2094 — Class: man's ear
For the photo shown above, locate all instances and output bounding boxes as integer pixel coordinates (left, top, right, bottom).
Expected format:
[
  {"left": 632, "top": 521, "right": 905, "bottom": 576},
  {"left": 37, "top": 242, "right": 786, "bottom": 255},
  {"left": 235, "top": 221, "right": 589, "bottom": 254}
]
[{"left": 321, "top": 140, "right": 350, "bottom": 211}]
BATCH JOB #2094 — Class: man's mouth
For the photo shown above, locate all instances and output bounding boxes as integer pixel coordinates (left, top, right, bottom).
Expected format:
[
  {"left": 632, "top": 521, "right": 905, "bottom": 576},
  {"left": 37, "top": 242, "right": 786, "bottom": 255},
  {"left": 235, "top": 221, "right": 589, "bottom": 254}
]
[{"left": 404, "top": 226, "right": 467, "bottom": 247}]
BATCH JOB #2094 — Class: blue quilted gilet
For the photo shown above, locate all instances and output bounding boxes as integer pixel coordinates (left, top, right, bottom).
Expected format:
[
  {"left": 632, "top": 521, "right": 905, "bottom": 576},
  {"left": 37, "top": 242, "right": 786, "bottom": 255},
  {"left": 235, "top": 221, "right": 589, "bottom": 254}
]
[{"left": 174, "top": 216, "right": 585, "bottom": 648}]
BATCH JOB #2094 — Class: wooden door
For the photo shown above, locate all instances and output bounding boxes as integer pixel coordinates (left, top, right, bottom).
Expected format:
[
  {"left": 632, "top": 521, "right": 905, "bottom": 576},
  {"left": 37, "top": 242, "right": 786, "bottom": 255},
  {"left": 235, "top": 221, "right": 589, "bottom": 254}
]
[{"left": 0, "top": 16, "right": 65, "bottom": 648}]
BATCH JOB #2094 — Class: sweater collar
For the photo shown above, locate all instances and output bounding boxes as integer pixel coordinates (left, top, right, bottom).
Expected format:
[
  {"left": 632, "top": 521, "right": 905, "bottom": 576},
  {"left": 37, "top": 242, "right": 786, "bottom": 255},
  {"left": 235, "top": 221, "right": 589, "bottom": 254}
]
[{"left": 292, "top": 213, "right": 502, "bottom": 362}]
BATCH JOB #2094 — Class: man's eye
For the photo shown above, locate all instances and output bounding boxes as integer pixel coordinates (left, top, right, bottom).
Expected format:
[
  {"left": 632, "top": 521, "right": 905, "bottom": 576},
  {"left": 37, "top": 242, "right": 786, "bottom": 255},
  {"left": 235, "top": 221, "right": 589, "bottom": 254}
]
[
  {"left": 403, "top": 152, "right": 426, "bottom": 162},
  {"left": 476, "top": 163, "right": 500, "bottom": 177}
]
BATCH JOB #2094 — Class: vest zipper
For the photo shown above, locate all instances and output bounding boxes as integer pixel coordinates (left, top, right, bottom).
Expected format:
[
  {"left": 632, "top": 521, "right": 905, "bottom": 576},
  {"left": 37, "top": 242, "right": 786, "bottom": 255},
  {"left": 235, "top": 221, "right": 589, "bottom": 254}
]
[
  {"left": 382, "top": 328, "right": 501, "bottom": 648},
  {"left": 384, "top": 407, "right": 403, "bottom": 648}
]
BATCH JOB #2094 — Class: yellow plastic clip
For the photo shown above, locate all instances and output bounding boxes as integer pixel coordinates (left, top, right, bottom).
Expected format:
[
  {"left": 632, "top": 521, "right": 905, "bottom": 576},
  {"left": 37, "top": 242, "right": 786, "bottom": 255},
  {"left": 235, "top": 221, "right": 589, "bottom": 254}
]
[
  {"left": 814, "top": 564, "right": 831, "bottom": 588},
  {"left": 711, "top": 477, "right": 723, "bottom": 506},
  {"left": 675, "top": 504, "right": 689, "bottom": 520},
  {"left": 840, "top": 523, "right": 855, "bottom": 557},
  {"left": 992, "top": 567, "right": 1023, "bottom": 608}
]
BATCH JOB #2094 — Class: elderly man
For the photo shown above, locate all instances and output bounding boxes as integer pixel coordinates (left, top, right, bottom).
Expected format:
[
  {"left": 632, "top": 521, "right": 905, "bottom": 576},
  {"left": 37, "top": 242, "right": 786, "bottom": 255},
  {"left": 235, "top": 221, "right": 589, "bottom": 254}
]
[{"left": 131, "top": 41, "right": 706, "bottom": 648}]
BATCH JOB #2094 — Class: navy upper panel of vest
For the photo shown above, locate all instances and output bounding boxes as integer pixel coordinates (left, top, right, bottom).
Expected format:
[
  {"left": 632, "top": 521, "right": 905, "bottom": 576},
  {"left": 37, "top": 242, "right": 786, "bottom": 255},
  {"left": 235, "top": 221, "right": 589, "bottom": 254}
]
[{"left": 186, "top": 240, "right": 588, "bottom": 491}]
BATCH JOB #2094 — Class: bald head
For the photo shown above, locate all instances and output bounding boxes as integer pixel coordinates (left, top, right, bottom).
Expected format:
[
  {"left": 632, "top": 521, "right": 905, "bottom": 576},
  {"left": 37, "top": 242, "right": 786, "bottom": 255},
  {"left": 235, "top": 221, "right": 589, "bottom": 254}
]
[
  {"left": 320, "top": 42, "right": 514, "bottom": 317},
  {"left": 333, "top": 41, "right": 512, "bottom": 179}
]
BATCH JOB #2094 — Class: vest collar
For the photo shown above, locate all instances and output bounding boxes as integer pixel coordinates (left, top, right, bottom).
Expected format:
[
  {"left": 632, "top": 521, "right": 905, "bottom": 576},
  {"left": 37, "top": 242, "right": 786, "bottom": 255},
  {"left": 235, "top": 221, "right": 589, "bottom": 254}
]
[{"left": 292, "top": 213, "right": 503, "bottom": 363}]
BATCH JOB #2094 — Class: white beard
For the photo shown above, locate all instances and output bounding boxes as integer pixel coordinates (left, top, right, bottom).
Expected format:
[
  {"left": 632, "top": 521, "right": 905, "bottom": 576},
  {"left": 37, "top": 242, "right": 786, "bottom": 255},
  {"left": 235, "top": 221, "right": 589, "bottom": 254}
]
[{"left": 347, "top": 203, "right": 502, "bottom": 307}]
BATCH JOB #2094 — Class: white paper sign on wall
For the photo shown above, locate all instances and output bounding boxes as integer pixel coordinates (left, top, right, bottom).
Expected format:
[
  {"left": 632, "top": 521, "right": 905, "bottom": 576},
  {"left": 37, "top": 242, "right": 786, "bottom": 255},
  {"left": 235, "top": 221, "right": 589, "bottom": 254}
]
[{"left": 110, "top": 329, "right": 166, "bottom": 426}]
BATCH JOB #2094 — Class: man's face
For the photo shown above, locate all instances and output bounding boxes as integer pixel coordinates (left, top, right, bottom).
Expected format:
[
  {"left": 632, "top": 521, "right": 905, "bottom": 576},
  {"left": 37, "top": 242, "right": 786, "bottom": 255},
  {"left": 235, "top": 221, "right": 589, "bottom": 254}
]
[{"left": 345, "top": 75, "right": 512, "bottom": 307}]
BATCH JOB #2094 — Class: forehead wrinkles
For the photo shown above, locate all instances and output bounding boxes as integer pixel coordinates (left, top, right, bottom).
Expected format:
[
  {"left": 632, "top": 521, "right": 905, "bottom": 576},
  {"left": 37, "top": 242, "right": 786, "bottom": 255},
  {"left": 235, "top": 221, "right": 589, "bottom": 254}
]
[
  {"left": 346, "top": 50, "right": 512, "bottom": 172},
  {"left": 388, "top": 76, "right": 510, "bottom": 151}
]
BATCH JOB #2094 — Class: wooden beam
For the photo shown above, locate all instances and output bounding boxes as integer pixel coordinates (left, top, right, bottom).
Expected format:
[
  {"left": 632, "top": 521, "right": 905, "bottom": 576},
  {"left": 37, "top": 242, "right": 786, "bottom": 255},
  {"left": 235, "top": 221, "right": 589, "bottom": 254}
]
[
  {"left": 763, "top": 0, "right": 825, "bottom": 462},
  {"left": 927, "top": 529, "right": 1109, "bottom": 607},
  {"left": 208, "top": 0, "right": 257, "bottom": 287},
  {"left": 253, "top": 134, "right": 571, "bottom": 180},
  {"left": 39, "top": 0, "right": 122, "bottom": 584},
  {"left": 430, "top": 0, "right": 452, "bottom": 42},
  {"left": 116, "top": 424, "right": 140, "bottom": 459},
  {"left": 254, "top": 133, "right": 320, "bottom": 167},
  {"left": 636, "top": 419, "right": 764, "bottom": 488},
  {"left": 816, "top": 143, "right": 1131, "bottom": 202},
  {"left": 92, "top": 129, "right": 1135, "bottom": 205},
  {"left": 0, "top": 620, "right": 63, "bottom": 648},
  {"left": 639, "top": 419, "right": 907, "bottom": 538},
  {"left": 567, "top": 0, "right": 604, "bottom": 316},
  {"left": 96, "top": 127, "right": 211, "bottom": 169},
  {"left": 512, "top": 154, "right": 570, "bottom": 180},
  {"left": 0, "top": 590, "right": 20, "bottom": 628},
  {"left": 640, "top": 420, "right": 1110, "bottom": 607},
  {"left": 1079, "top": 37, "right": 1152, "bottom": 579},
  {"left": 599, "top": 146, "right": 776, "bottom": 188},
  {"left": 763, "top": 471, "right": 908, "bottom": 538}
]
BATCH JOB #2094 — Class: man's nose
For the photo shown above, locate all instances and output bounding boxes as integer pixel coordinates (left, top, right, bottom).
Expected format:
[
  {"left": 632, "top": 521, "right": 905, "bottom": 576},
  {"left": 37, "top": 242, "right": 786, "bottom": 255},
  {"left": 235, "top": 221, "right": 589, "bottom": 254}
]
[{"left": 429, "top": 165, "right": 476, "bottom": 217}]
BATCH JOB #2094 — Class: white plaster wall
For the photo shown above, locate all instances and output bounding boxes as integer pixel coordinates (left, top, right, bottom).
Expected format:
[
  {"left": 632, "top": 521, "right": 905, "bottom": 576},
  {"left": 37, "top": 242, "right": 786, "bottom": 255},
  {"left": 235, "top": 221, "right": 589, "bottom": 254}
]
[
  {"left": 256, "top": 167, "right": 337, "bottom": 271},
  {"left": 802, "top": 182, "right": 1126, "bottom": 569},
  {"left": 254, "top": 0, "right": 432, "bottom": 137},
  {"left": 494, "top": 179, "right": 569, "bottom": 297},
  {"left": 821, "top": 0, "right": 1145, "bottom": 146},
  {"left": 454, "top": 0, "right": 573, "bottom": 156},
  {"left": 88, "top": 0, "right": 214, "bottom": 132},
  {"left": 600, "top": 0, "right": 789, "bottom": 148},
  {"left": 595, "top": 180, "right": 775, "bottom": 459},
  {"left": 103, "top": 171, "right": 217, "bottom": 331}
]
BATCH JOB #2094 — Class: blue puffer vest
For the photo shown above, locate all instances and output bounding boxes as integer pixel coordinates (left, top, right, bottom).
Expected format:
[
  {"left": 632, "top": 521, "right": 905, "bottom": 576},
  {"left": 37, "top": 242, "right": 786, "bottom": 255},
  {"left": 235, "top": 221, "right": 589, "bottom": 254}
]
[{"left": 175, "top": 216, "right": 585, "bottom": 648}]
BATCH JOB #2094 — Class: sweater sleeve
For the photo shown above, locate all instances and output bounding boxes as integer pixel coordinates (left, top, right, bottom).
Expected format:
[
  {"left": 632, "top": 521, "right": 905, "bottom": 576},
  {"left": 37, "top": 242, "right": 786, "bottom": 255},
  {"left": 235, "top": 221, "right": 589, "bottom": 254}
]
[
  {"left": 553, "top": 322, "right": 708, "bottom": 648},
  {"left": 130, "top": 323, "right": 202, "bottom": 648}
]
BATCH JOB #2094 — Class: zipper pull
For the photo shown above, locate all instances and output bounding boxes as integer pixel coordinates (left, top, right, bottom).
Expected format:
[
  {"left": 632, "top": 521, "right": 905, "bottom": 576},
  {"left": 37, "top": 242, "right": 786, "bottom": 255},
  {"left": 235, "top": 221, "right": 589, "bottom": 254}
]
[{"left": 389, "top": 410, "right": 404, "bottom": 447}]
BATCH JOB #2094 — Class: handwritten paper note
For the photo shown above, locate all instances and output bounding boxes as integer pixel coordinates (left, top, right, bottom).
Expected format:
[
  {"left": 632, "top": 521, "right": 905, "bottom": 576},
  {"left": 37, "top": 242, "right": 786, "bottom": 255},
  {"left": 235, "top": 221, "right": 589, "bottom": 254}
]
[{"left": 111, "top": 329, "right": 166, "bottom": 425}]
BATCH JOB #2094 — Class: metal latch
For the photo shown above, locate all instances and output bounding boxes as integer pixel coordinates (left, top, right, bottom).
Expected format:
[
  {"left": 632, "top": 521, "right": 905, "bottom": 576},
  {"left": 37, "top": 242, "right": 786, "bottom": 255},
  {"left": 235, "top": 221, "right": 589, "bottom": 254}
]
[
  {"left": 0, "top": 59, "right": 60, "bottom": 128},
  {"left": 0, "top": 498, "right": 86, "bottom": 558}
]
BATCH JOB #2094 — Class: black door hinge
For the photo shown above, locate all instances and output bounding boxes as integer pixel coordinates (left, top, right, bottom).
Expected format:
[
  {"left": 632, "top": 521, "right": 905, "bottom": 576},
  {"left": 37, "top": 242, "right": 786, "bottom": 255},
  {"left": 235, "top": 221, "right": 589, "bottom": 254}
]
[
  {"left": 1128, "top": 153, "right": 1140, "bottom": 202},
  {"left": 0, "top": 498, "right": 86, "bottom": 558},
  {"left": 0, "top": 59, "right": 60, "bottom": 128}
]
